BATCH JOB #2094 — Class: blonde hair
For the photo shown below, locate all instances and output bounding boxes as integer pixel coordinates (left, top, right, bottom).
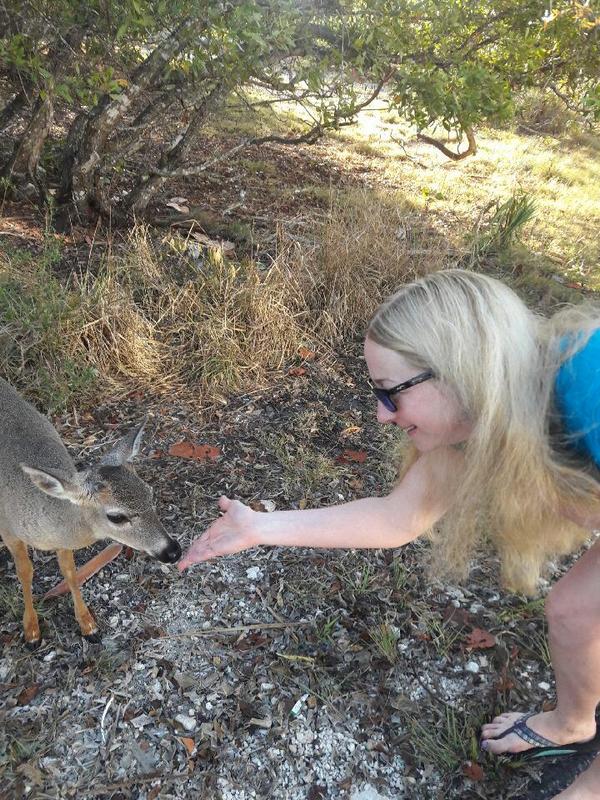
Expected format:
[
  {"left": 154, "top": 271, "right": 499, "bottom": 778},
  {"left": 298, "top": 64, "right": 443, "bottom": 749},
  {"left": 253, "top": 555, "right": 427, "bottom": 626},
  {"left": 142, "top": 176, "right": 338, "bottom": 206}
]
[{"left": 368, "top": 269, "right": 600, "bottom": 595}]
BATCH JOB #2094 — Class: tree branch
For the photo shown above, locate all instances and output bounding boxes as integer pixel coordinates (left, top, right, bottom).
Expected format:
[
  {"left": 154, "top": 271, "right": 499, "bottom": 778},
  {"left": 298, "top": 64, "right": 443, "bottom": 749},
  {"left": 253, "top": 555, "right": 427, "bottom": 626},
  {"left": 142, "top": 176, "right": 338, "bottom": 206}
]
[{"left": 417, "top": 126, "right": 477, "bottom": 160}]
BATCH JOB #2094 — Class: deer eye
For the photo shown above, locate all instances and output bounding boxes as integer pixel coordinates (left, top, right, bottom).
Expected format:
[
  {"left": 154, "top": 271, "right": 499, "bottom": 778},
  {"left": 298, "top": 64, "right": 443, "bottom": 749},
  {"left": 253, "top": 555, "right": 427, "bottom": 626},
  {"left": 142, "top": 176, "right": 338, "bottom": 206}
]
[{"left": 106, "top": 512, "right": 130, "bottom": 525}]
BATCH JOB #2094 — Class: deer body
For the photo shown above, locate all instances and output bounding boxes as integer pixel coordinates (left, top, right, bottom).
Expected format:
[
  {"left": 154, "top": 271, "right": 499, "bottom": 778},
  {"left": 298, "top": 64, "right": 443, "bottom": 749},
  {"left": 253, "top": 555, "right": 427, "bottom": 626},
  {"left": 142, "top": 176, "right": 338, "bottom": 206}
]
[{"left": 0, "top": 376, "right": 181, "bottom": 645}]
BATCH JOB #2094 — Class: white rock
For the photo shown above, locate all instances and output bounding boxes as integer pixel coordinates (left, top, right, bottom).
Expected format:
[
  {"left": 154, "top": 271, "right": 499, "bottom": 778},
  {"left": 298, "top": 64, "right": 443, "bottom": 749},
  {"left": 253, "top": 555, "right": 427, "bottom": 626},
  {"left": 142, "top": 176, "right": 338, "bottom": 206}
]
[
  {"left": 175, "top": 713, "right": 197, "bottom": 732},
  {"left": 538, "top": 681, "right": 551, "bottom": 691},
  {"left": 246, "top": 567, "right": 263, "bottom": 580},
  {"left": 465, "top": 661, "right": 480, "bottom": 673},
  {"left": 351, "top": 785, "right": 393, "bottom": 800}
]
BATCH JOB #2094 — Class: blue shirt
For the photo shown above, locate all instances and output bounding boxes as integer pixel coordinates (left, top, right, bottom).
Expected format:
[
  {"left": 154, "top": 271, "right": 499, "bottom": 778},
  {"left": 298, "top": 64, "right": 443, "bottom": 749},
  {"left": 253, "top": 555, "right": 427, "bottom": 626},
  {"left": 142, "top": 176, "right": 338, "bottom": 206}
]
[{"left": 554, "top": 328, "right": 600, "bottom": 467}]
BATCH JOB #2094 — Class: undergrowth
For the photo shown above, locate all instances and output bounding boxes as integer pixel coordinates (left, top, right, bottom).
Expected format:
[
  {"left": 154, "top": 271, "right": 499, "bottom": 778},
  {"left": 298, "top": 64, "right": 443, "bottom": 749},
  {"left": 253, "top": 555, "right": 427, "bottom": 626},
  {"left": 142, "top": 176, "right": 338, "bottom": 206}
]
[{"left": 0, "top": 189, "right": 450, "bottom": 411}]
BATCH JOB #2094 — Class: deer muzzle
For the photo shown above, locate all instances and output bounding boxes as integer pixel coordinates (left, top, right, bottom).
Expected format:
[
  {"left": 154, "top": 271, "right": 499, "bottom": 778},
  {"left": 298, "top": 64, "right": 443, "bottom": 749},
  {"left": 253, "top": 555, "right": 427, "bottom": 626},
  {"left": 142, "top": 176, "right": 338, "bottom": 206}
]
[{"left": 156, "top": 537, "right": 182, "bottom": 563}]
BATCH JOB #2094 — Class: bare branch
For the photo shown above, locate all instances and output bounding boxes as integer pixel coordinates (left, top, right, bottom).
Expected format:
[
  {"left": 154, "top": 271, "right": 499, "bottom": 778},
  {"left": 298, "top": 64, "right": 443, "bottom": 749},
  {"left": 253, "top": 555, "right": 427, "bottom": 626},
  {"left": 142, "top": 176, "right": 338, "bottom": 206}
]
[{"left": 417, "top": 126, "right": 477, "bottom": 160}]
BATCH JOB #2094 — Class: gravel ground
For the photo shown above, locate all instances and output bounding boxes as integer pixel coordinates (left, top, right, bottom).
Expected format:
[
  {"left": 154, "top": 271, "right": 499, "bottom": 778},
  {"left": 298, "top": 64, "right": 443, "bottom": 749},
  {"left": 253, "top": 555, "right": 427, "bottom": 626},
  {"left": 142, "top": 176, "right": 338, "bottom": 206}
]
[{"left": 1, "top": 350, "right": 598, "bottom": 800}]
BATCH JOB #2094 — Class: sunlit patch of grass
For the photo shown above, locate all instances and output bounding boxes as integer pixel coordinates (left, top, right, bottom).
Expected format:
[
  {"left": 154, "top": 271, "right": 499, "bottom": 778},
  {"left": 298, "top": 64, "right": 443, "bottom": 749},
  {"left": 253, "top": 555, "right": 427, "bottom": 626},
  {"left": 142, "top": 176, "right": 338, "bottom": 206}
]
[
  {"left": 324, "top": 104, "right": 599, "bottom": 295},
  {"left": 0, "top": 579, "right": 22, "bottom": 620}
]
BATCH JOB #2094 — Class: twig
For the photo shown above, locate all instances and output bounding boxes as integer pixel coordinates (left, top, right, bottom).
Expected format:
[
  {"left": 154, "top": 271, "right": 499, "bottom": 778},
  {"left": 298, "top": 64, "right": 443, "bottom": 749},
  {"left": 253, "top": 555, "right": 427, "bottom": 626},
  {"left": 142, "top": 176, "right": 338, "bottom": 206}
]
[
  {"left": 80, "top": 770, "right": 189, "bottom": 797},
  {"left": 410, "top": 664, "right": 452, "bottom": 708},
  {"left": 142, "top": 620, "right": 310, "bottom": 640},
  {"left": 100, "top": 694, "right": 114, "bottom": 745}
]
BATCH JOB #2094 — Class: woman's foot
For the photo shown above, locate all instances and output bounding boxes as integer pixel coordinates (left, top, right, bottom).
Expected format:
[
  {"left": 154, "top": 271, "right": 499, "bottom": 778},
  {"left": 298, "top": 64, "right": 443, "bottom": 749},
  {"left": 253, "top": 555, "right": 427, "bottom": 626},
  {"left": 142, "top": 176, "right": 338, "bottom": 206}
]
[{"left": 480, "top": 710, "right": 597, "bottom": 756}]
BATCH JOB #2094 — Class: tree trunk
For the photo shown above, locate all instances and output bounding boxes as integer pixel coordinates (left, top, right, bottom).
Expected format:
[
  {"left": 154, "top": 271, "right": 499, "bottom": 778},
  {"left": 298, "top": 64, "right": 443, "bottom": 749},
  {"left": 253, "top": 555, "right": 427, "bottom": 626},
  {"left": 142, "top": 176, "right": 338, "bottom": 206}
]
[
  {"left": 125, "top": 83, "right": 229, "bottom": 215},
  {"left": 1, "top": 95, "right": 53, "bottom": 200},
  {"left": 1, "top": 26, "right": 84, "bottom": 202},
  {"left": 62, "top": 17, "right": 202, "bottom": 212},
  {"left": 0, "top": 88, "right": 30, "bottom": 130}
]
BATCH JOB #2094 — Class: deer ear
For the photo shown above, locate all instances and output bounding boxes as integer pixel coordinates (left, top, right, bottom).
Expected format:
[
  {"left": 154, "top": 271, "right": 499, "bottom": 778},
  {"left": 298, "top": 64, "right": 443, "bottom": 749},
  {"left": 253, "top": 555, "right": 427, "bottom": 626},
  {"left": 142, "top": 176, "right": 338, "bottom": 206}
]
[
  {"left": 100, "top": 418, "right": 147, "bottom": 466},
  {"left": 20, "top": 464, "right": 83, "bottom": 504}
]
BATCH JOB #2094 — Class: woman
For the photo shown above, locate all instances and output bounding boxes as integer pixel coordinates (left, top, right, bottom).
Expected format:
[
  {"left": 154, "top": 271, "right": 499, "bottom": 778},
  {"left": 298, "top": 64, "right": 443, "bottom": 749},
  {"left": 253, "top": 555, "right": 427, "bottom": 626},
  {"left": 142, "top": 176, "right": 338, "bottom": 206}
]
[{"left": 179, "top": 269, "right": 600, "bottom": 798}]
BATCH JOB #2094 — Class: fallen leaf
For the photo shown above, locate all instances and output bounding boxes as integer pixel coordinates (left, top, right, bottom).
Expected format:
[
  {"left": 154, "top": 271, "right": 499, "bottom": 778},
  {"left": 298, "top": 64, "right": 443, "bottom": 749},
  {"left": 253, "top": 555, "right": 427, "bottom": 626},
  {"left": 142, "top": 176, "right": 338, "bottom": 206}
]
[
  {"left": 441, "top": 605, "right": 473, "bottom": 627},
  {"left": 180, "top": 736, "right": 196, "bottom": 755},
  {"left": 340, "top": 425, "right": 362, "bottom": 438},
  {"left": 336, "top": 449, "right": 368, "bottom": 464},
  {"left": 298, "top": 346, "right": 316, "bottom": 361},
  {"left": 17, "top": 684, "right": 40, "bottom": 705},
  {"left": 43, "top": 543, "right": 123, "bottom": 599},
  {"left": 189, "top": 231, "right": 235, "bottom": 254},
  {"left": 166, "top": 198, "right": 190, "bottom": 213},
  {"left": 288, "top": 366, "right": 307, "bottom": 377},
  {"left": 168, "top": 441, "right": 220, "bottom": 461},
  {"left": 462, "top": 761, "right": 484, "bottom": 780},
  {"left": 16, "top": 761, "right": 45, "bottom": 786},
  {"left": 465, "top": 627, "right": 496, "bottom": 649}
]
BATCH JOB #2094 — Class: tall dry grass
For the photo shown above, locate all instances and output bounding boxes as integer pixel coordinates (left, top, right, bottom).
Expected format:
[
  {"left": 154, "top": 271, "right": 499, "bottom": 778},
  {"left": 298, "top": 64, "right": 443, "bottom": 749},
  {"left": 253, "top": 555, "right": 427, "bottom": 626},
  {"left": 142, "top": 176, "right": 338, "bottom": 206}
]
[{"left": 0, "top": 190, "right": 450, "bottom": 411}]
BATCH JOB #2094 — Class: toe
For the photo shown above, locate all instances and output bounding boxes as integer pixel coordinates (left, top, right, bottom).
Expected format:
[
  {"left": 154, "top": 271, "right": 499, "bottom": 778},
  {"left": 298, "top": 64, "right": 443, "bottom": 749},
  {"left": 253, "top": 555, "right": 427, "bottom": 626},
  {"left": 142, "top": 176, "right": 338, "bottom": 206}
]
[{"left": 482, "top": 733, "right": 525, "bottom": 755}]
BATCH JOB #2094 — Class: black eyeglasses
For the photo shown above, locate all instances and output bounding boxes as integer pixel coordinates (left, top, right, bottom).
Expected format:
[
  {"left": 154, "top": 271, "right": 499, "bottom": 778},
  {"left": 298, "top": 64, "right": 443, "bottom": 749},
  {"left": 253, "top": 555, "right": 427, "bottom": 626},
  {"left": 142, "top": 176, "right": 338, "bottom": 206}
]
[{"left": 371, "top": 370, "right": 434, "bottom": 412}]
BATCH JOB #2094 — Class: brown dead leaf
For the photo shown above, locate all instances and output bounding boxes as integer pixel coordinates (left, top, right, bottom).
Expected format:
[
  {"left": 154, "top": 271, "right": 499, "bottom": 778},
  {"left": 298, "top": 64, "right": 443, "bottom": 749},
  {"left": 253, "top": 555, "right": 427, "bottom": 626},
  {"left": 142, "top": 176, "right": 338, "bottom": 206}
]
[
  {"left": 495, "top": 666, "right": 515, "bottom": 692},
  {"left": 43, "top": 543, "right": 123, "bottom": 600},
  {"left": 462, "top": 761, "right": 484, "bottom": 781},
  {"left": 288, "top": 366, "right": 307, "bottom": 377},
  {"left": 340, "top": 425, "right": 362, "bottom": 438},
  {"left": 336, "top": 449, "right": 368, "bottom": 464},
  {"left": 189, "top": 231, "right": 235, "bottom": 255},
  {"left": 17, "top": 684, "right": 40, "bottom": 705},
  {"left": 441, "top": 605, "right": 473, "bottom": 627},
  {"left": 465, "top": 627, "right": 496, "bottom": 649},
  {"left": 180, "top": 737, "right": 196, "bottom": 755},
  {"left": 168, "top": 441, "right": 220, "bottom": 461},
  {"left": 298, "top": 346, "right": 316, "bottom": 361}
]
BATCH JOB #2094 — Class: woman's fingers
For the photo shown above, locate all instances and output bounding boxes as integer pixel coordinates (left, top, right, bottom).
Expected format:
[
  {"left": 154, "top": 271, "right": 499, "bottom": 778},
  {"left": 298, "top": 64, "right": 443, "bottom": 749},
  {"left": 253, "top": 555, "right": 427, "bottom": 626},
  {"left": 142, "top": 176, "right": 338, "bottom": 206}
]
[
  {"left": 218, "top": 495, "right": 232, "bottom": 511},
  {"left": 178, "top": 499, "right": 256, "bottom": 571}
]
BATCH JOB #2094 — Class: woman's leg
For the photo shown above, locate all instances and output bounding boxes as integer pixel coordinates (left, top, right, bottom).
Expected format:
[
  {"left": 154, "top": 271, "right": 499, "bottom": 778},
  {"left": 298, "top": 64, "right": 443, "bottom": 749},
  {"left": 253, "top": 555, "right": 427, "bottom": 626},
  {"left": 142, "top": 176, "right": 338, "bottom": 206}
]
[{"left": 481, "top": 535, "right": 600, "bottom": 756}]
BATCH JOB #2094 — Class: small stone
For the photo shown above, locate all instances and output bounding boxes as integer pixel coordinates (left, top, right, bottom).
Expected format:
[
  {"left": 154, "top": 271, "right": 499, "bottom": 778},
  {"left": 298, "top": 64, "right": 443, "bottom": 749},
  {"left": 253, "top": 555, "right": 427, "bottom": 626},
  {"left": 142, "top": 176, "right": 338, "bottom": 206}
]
[
  {"left": 130, "top": 714, "right": 153, "bottom": 729},
  {"left": 174, "top": 713, "right": 196, "bottom": 732},
  {"left": 465, "top": 661, "right": 480, "bottom": 673},
  {"left": 246, "top": 567, "right": 263, "bottom": 580},
  {"left": 538, "top": 681, "right": 551, "bottom": 691}
]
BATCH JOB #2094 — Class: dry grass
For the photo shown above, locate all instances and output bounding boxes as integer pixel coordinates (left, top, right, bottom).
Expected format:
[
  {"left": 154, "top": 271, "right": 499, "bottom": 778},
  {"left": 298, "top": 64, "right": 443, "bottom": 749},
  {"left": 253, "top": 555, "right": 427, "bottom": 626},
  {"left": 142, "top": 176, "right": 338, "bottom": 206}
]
[
  {"left": 1, "top": 95, "right": 598, "bottom": 412},
  {"left": 292, "top": 188, "right": 452, "bottom": 340},
  {"left": 1, "top": 190, "right": 429, "bottom": 409},
  {"left": 332, "top": 103, "right": 600, "bottom": 291}
]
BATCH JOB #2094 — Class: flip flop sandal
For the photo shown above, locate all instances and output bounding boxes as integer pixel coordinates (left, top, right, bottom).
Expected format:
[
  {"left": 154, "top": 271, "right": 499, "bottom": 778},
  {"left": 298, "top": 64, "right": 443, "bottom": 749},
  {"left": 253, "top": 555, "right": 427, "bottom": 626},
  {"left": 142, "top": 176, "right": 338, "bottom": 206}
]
[{"left": 484, "top": 712, "right": 600, "bottom": 762}]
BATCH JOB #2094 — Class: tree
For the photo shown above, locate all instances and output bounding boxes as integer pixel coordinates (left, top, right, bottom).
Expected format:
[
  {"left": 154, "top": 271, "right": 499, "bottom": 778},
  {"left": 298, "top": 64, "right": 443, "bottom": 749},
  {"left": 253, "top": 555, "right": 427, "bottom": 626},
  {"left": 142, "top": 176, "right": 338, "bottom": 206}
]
[{"left": 0, "top": 0, "right": 597, "bottom": 219}]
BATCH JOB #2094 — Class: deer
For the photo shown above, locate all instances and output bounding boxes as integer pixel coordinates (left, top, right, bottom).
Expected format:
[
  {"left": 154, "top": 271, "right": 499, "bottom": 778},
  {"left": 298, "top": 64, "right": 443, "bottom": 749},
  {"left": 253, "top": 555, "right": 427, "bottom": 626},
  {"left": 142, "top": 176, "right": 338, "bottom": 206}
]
[{"left": 0, "top": 376, "right": 181, "bottom": 646}]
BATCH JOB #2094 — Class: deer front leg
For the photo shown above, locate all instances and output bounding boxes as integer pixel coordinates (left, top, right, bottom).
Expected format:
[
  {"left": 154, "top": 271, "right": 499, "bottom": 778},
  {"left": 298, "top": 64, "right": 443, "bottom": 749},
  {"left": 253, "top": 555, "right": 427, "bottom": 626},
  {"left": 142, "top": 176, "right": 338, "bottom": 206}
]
[
  {"left": 1, "top": 532, "right": 40, "bottom": 646},
  {"left": 56, "top": 548, "right": 100, "bottom": 642}
]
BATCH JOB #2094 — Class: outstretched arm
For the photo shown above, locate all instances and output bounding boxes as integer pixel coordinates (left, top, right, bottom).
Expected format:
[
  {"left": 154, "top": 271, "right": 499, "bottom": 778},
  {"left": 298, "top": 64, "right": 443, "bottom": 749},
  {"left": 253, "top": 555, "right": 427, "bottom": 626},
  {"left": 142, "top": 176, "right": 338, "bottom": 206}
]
[{"left": 178, "top": 446, "right": 464, "bottom": 570}]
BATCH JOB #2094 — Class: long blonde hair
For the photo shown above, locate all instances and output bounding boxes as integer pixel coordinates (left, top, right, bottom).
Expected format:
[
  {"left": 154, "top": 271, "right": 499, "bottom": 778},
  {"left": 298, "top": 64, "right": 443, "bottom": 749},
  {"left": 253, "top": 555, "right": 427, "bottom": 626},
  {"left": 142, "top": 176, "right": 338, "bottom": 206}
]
[{"left": 368, "top": 269, "right": 600, "bottom": 595}]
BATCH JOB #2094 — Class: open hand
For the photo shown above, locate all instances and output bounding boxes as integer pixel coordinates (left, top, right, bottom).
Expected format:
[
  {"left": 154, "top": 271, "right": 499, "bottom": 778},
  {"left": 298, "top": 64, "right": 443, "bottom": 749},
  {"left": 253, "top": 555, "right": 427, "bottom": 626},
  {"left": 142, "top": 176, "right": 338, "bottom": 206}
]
[{"left": 178, "top": 496, "right": 258, "bottom": 571}]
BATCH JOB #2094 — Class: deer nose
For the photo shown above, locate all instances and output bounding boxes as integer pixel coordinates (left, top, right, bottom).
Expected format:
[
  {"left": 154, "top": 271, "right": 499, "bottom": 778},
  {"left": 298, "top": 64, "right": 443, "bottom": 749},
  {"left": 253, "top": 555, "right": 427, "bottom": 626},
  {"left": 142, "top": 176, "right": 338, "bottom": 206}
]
[{"left": 156, "top": 538, "right": 181, "bottom": 563}]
